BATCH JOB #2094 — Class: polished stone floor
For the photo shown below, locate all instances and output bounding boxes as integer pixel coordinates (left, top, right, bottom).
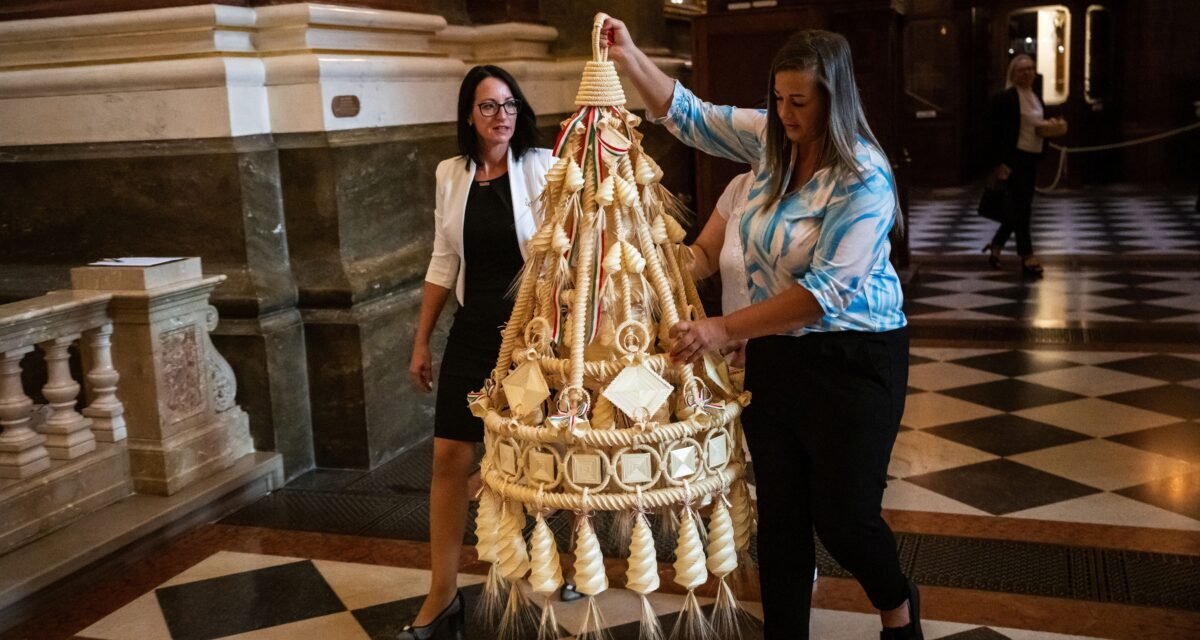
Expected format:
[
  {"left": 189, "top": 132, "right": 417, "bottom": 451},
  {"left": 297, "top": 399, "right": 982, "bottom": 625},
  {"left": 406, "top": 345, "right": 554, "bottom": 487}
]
[
  {"left": 907, "top": 184, "right": 1200, "bottom": 258},
  {"left": 7, "top": 185, "right": 1200, "bottom": 640}
]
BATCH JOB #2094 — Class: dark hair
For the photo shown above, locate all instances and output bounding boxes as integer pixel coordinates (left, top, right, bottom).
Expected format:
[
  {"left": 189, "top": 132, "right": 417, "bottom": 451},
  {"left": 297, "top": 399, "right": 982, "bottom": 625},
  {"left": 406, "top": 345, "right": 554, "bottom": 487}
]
[{"left": 456, "top": 65, "right": 541, "bottom": 168}]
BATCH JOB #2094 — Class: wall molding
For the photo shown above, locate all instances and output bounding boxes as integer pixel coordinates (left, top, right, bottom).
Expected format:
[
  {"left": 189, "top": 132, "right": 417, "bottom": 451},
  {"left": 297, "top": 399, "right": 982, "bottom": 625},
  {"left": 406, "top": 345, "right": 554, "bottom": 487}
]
[{"left": 0, "top": 3, "right": 686, "bottom": 146}]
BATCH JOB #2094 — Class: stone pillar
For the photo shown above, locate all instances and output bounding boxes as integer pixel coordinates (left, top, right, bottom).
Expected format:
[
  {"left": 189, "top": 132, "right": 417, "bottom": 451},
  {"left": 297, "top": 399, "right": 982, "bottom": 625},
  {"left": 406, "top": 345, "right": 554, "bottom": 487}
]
[
  {"left": 0, "top": 346, "right": 50, "bottom": 479},
  {"left": 71, "top": 258, "right": 254, "bottom": 495},
  {"left": 82, "top": 323, "right": 127, "bottom": 443},
  {"left": 38, "top": 335, "right": 97, "bottom": 459}
]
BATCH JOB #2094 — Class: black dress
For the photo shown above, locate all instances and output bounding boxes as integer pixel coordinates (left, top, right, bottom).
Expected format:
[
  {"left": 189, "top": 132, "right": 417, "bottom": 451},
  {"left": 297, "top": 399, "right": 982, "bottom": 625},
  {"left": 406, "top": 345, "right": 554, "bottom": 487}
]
[
  {"left": 434, "top": 172, "right": 524, "bottom": 442},
  {"left": 986, "top": 87, "right": 1044, "bottom": 257}
]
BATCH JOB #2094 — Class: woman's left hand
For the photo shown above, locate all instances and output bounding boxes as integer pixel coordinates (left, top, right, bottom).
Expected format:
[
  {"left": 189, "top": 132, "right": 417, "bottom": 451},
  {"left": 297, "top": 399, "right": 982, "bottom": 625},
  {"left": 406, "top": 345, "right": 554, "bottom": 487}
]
[{"left": 669, "top": 317, "right": 732, "bottom": 364}]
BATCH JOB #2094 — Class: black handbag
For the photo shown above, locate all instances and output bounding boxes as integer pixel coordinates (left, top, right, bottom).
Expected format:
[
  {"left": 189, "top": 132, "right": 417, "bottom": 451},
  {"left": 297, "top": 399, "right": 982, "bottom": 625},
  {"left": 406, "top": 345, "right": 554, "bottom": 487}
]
[{"left": 977, "top": 181, "right": 1010, "bottom": 224}]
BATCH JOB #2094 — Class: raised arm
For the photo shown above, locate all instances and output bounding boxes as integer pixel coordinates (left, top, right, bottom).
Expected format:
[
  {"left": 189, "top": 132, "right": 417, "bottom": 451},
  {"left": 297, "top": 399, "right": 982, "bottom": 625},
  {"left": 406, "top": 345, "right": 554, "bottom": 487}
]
[
  {"left": 602, "top": 16, "right": 765, "bottom": 165},
  {"left": 600, "top": 16, "right": 674, "bottom": 119}
]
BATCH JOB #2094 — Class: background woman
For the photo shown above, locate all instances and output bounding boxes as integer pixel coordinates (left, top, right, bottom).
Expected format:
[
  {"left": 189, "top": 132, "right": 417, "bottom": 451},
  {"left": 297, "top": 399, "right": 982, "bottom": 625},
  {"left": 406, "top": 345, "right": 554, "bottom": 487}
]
[
  {"left": 983, "top": 54, "right": 1063, "bottom": 277},
  {"left": 404, "top": 65, "right": 552, "bottom": 640},
  {"left": 688, "top": 170, "right": 755, "bottom": 365},
  {"left": 602, "top": 18, "right": 922, "bottom": 640}
]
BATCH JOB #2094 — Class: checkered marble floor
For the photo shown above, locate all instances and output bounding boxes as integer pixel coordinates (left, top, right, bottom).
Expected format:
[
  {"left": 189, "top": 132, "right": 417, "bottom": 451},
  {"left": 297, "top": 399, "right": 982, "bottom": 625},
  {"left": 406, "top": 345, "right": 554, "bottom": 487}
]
[
  {"left": 78, "top": 551, "right": 1106, "bottom": 640},
  {"left": 907, "top": 185, "right": 1200, "bottom": 257},
  {"left": 885, "top": 347, "right": 1200, "bottom": 528},
  {"left": 904, "top": 269, "right": 1200, "bottom": 323}
]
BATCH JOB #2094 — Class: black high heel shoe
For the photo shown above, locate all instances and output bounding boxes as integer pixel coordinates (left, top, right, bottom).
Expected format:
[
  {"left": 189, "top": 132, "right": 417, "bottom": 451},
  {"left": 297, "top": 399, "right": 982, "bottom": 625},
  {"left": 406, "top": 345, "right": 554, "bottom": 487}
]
[
  {"left": 1021, "top": 257, "right": 1044, "bottom": 277},
  {"left": 879, "top": 580, "right": 924, "bottom": 640},
  {"left": 397, "top": 590, "right": 465, "bottom": 640},
  {"left": 982, "top": 244, "right": 1001, "bottom": 268},
  {"left": 560, "top": 582, "right": 584, "bottom": 602}
]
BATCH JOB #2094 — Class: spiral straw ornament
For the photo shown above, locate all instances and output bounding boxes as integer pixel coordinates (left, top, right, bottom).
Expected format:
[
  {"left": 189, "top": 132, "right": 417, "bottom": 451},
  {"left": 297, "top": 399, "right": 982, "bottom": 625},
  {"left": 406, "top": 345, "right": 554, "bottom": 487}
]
[
  {"left": 625, "top": 512, "right": 660, "bottom": 594},
  {"left": 528, "top": 513, "right": 564, "bottom": 594},
  {"left": 672, "top": 510, "right": 708, "bottom": 591},
  {"left": 497, "top": 502, "right": 530, "bottom": 580},
  {"left": 572, "top": 515, "right": 609, "bottom": 596},
  {"left": 475, "top": 488, "right": 502, "bottom": 563},
  {"left": 705, "top": 498, "right": 738, "bottom": 578}
]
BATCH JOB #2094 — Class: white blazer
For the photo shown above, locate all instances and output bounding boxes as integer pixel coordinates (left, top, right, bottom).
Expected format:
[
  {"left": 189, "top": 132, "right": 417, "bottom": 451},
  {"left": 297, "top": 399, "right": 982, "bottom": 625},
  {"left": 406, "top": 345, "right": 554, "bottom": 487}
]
[{"left": 425, "top": 146, "right": 556, "bottom": 306}]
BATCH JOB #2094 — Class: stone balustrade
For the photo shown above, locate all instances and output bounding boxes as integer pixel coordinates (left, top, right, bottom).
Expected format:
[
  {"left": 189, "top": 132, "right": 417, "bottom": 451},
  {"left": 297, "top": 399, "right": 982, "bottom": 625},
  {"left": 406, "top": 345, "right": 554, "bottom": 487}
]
[
  {"left": 0, "top": 258, "right": 255, "bottom": 553},
  {"left": 0, "top": 290, "right": 121, "bottom": 480}
]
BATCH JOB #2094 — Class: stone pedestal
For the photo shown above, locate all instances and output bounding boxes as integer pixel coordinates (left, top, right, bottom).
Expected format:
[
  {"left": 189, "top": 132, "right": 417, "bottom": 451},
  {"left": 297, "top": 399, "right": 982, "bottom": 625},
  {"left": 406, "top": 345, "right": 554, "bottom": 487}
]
[{"left": 71, "top": 258, "right": 255, "bottom": 495}]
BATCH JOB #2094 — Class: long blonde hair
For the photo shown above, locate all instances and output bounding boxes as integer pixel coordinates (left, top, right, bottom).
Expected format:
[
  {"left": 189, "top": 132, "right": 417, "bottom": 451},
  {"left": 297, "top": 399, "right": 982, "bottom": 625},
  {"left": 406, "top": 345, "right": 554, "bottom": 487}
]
[{"left": 763, "top": 30, "right": 887, "bottom": 205}]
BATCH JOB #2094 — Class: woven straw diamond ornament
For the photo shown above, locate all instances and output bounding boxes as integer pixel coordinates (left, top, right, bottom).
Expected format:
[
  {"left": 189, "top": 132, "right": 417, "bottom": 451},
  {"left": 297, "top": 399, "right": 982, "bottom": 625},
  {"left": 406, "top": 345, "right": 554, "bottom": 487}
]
[{"left": 470, "top": 13, "right": 754, "bottom": 640}]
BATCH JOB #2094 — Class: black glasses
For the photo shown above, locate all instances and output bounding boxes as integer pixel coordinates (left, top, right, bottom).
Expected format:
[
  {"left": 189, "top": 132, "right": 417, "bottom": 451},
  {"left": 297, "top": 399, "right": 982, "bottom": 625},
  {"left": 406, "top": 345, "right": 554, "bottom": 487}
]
[{"left": 477, "top": 99, "right": 521, "bottom": 117}]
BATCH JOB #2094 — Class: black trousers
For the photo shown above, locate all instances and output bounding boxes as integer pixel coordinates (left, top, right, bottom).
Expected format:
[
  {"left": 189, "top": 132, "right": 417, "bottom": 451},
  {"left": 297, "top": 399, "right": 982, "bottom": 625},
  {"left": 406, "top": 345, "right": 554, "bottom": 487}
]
[
  {"left": 743, "top": 328, "right": 910, "bottom": 640},
  {"left": 990, "top": 150, "right": 1041, "bottom": 257}
]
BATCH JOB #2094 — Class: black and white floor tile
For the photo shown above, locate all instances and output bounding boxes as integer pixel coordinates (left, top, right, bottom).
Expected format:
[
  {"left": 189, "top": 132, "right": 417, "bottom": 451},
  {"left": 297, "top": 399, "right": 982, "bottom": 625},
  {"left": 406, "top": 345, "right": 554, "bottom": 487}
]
[
  {"left": 907, "top": 186, "right": 1200, "bottom": 258},
  {"left": 904, "top": 270, "right": 1200, "bottom": 323},
  {"left": 78, "top": 551, "right": 1106, "bottom": 640},
  {"left": 884, "top": 347, "right": 1200, "bottom": 528}
]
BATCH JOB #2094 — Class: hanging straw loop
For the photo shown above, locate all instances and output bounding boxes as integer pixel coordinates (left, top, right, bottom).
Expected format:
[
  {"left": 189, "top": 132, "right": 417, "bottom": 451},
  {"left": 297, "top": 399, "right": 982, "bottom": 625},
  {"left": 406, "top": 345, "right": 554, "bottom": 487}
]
[
  {"left": 575, "top": 486, "right": 593, "bottom": 519},
  {"left": 576, "top": 13, "right": 626, "bottom": 106},
  {"left": 592, "top": 13, "right": 610, "bottom": 63}
]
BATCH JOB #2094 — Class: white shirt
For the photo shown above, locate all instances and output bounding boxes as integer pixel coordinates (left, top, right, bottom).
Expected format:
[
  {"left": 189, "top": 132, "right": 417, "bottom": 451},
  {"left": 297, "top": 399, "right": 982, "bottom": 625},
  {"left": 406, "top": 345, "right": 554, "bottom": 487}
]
[
  {"left": 715, "top": 172, "right": 755, "bottom": 314},
  {"left": 1016, "top": 87, "right": 1046, "bottom": 153},
  {"left": 424, "top": 147, "right": 555, "bottom": 305}
]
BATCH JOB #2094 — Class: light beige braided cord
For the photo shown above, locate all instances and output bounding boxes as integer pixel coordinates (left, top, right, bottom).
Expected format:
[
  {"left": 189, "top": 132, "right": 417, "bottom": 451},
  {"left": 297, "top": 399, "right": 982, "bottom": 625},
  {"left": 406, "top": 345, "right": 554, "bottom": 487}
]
[
  {"left": 569, "top": 195, "right": 598, "bottom": 390},
  {"left": 494, "top": 252, "right": 544, "bottom": 381},
  {"left": 483, "top": 402, "right": 740, "bottom": 447},
  {"left": 483, "top": 463, "right": 743, "bottom": 512}
]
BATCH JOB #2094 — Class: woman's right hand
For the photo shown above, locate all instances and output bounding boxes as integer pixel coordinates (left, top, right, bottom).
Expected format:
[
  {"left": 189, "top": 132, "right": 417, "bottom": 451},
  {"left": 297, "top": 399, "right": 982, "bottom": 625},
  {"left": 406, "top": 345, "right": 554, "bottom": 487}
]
[
  {"left": 600, "top": 16, "right": 637, "bottom": 65},
  {"left": 409, "top": 342, "right": 434, "bottom": 392}
]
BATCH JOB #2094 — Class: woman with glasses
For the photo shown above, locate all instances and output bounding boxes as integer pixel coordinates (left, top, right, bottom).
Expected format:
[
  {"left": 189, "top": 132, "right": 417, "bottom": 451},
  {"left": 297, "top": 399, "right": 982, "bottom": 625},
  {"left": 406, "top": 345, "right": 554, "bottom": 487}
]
[{"left": 404, "top": 65, "right": 553, "bottom": 640}]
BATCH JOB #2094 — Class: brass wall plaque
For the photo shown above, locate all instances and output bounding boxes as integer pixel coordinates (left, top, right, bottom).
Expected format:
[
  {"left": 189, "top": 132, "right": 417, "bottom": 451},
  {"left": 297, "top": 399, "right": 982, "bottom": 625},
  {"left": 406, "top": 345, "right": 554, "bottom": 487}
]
[{"left": 331, "top": 95, "right": 361, "bottom": 118}]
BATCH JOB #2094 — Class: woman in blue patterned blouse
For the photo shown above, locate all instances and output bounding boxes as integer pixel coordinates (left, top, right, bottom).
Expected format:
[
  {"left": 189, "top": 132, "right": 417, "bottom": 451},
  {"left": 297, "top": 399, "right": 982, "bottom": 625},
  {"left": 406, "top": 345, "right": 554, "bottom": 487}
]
[{"left": 602, "top": 18, "right": 921, "bottom": 640}]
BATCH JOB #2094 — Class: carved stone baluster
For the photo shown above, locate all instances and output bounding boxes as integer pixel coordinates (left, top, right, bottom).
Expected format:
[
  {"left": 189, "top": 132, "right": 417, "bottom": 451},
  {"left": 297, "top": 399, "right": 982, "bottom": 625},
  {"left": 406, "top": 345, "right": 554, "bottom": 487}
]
[
  {"left": 38, "top": 335, "right": 96, "bottom": 459},
  {"left": 83, "top": 324, "right": 126, "bottom": 443},
  {"left": 0, "top": 346, "right": 51, "bottom": 478}
]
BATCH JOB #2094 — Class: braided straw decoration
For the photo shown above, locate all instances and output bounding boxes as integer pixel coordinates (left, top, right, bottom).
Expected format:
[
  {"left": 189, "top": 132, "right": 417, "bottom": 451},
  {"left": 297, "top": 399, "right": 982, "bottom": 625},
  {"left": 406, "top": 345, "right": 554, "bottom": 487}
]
[
  {"left": 483, "top": 401, "right": 741, "bottom": 447},
  {"left": 729, "top": 479, "right": 753, "bottom": 552},
  {"left": 527, "top": 513, "right": 564, "bottom": 594},
  {"left": 705, "top": 498, "right": 738, "bottom": 578},
  {"left": 497, "top": 502, "right": 530, "bottom": 580},
  {"left": 573, "top": 515, "right": 609, "bottom": 596},
  {"left": 672, "top": 510, "right": 708, "bottom": 590},
  {"left": 484, "top": 463, "right": 743, "bottom": 512},
  {"left": 575, "top": 14, "right": 626, "bottom": 107},
  {"left": 568, "top": 204, "right": 598, "bottom": 390},
  {"left": 535, "top": 352, "right": 673, "bottom": 382},
  {"left": 493, "top": 251, "right": 543, "bottom": 381},
  {"left": 625, "top": 512, "right": 660, "bottom": 594},
  {"left": 476, "top": 488, "right": 503, "bottom": 563}
]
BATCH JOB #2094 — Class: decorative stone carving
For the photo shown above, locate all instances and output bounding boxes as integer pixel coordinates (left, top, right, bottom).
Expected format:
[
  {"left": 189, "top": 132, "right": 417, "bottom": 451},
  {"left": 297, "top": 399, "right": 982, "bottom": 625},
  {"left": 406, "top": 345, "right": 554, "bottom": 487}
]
[
  {"left": 203, "top": 306, "right": 237, "bottom": 413},
  {"left": 160, "top": 326, "right": 204, "bottom": 421},
  {"left": 70, "top": 258, "right": 254, "bottom": 495}
]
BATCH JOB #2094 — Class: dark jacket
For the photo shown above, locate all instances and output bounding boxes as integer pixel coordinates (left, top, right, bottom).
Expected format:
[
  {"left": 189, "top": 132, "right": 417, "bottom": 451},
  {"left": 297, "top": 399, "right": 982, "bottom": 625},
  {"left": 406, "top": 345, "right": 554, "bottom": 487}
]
[{"left": 986, "top": 86, "right": 1045, "bottom": 168}]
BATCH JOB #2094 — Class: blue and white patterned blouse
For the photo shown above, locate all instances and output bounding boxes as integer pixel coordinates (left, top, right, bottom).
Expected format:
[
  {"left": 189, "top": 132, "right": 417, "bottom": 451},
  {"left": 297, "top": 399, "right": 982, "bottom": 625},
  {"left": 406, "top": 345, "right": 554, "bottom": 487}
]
[{"left": 653, "top": 81, "right": 906, "bottom": 336}]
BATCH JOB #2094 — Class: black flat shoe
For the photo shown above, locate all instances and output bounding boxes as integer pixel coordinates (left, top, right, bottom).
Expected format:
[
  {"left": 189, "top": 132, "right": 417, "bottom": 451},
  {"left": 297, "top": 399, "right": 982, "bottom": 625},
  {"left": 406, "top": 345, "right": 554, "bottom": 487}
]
[
  {"left": 982, "top": 244, "right": 1001, "bottom": 268},
  {"left": 398, "top": 590, "right": 465, "bottom": 640},
  {"left": 559, "top": 582, "right": 585, "bottom": 602},
  {"left": 879, "top": 580, "right": 923, "bottom": 640}
]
